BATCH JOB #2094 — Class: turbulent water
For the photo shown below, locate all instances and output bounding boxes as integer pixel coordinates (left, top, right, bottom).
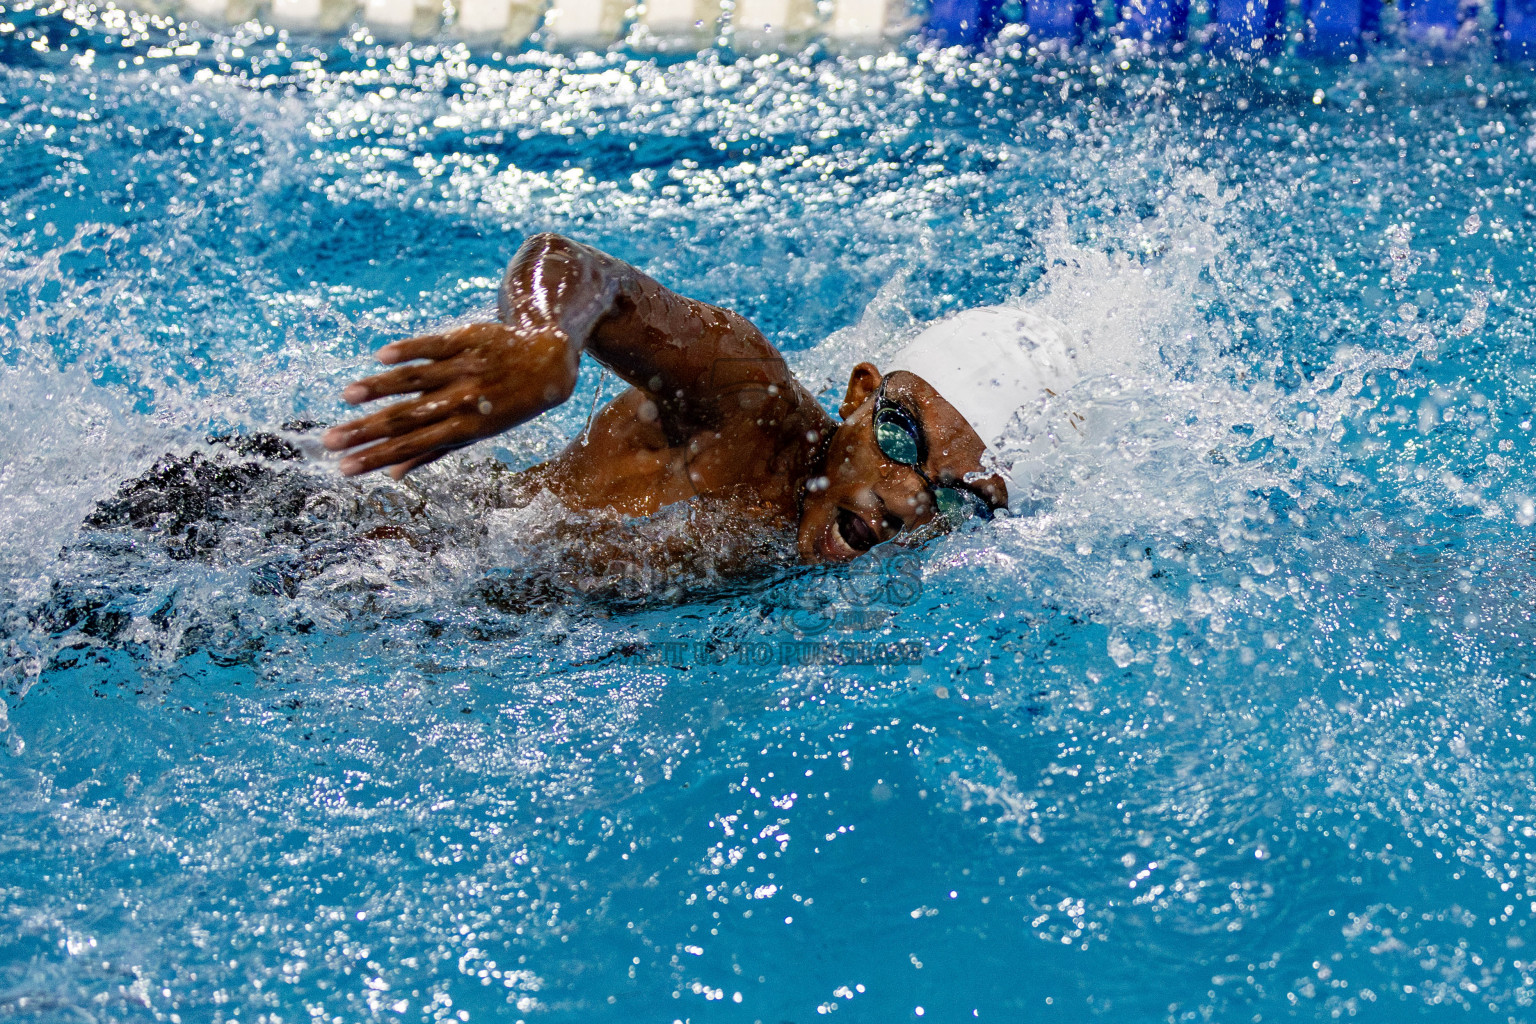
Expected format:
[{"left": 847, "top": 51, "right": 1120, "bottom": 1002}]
[{"left": 5, "top": 4, "right": 1536, "bottom": 1020}]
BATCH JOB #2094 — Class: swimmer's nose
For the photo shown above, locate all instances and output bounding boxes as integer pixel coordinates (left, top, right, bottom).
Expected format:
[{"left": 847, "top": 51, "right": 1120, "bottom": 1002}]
[{"left": 877, "top": 475, "right": 936, "bottom": 531}]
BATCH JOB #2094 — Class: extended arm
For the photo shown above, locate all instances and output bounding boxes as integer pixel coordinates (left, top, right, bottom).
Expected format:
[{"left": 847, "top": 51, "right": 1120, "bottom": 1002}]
[{"left": 322, "top": 234, "right": 791, "bottom": 478}]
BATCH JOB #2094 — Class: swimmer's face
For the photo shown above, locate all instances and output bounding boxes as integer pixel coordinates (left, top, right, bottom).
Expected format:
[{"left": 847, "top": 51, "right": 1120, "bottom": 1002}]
[{"left": 796, "top": 365, "right": 1007, "bottom": 564}]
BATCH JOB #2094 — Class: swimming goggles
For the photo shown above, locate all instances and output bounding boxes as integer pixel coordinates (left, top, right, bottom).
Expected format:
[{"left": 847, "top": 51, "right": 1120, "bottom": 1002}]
[{"left": 872, "top": 383, "right": 995, "bottom": 525}]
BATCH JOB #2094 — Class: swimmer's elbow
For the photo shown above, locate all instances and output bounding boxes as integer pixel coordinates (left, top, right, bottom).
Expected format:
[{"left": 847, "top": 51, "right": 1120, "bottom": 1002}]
[
  {"left": 517, "top": 232, "right": 613, "bottom": 276},
  {"left": 501, "top": 233, "right": 620, "bottom": 323},
  {"left": 504, "top": 234, "right": 592, "bottom": 294},
  {"left": 521, "top": 231, "right": 581, "bottom": 260}
]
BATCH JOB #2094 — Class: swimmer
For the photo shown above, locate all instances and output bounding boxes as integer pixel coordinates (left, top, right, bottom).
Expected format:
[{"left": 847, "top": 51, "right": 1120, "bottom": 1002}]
[{"left": 325, "top": 233, "right": 1084, "bottom": 564}]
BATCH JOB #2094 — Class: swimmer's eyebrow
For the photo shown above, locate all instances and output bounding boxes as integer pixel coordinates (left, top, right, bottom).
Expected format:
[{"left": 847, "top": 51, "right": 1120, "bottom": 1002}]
[{"left": 886, "top": 386, "right": 923, "bottom": 423}]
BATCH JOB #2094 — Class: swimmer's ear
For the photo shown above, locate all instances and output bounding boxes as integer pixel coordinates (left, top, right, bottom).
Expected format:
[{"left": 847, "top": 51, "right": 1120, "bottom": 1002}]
[{"left": 840, "top": 362, "right": 882, "bottom": 420}]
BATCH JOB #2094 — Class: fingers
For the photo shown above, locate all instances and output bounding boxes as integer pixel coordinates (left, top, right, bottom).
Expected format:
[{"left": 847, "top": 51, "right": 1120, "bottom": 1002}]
[
  {"left": 375, "top": 322, "right": 510, "bottom": 365},
  {"left": 338, "top": 416, "right": 479, "bottom": 477},
  {"left": 342, "top": 358, "right": 466, "bottom": 405},
  {"left": 374, "top": 332, "right": 473, "bottom": 366},
  {"left": 323, "top": 388, "right": 476, "bottom": 452},
  {"left": 325, "top": 323, "right": 519, "bottom": 471}
]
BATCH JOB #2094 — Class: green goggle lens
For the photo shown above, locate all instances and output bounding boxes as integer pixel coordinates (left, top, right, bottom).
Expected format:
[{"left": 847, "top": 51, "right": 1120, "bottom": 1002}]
[
  {"left": 934, "top": 486, "right": 986, "bottom": 522},
  {"left": 874, "top": 410, "right": 922, "bottom": 465},
  {"left": 934, "top": 486, "right": 966, "bottom": 519}
]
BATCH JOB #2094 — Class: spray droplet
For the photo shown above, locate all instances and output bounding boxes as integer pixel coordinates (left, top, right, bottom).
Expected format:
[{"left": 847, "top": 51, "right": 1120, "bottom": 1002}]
[{"left": 1108, "top": 636, "right": 1134, "bottom": 668}]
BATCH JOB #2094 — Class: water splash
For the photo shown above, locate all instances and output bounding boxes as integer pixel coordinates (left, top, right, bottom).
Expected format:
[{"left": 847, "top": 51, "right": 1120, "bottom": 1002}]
[{"left": 4, "top": 23, "right": 1536, "bottom": 1024}]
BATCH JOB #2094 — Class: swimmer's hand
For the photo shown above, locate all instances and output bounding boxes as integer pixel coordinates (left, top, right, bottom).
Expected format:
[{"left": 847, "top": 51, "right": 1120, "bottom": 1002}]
[{"left": 321, "top": 322, "right": 579, "bottom": 479}]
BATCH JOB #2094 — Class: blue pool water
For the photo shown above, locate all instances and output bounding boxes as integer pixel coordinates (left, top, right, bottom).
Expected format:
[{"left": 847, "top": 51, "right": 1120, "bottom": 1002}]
[{"left": 5, "top": 7, "right": 1536, "bottom": 1021}]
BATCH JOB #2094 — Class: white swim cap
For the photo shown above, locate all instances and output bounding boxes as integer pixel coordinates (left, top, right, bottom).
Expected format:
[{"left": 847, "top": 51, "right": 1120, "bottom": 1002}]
[{"left": 890, "top": 305, "right": 1088, "bottom": 501}]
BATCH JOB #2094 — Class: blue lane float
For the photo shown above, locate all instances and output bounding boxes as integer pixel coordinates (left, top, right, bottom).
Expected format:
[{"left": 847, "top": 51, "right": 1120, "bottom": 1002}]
[
  {"left": 1211, "top": 0, "right": 1286, "bottom": 53},
  {"left": 1117, "top": 0, "right": 1189, "bottom": 43},
  {"left": 1302, "top": 0, "right": 1388, "bottom": 54},
  {"left": 926, "top": 0, "right": 1001, "bottom": 44},
  {"left": 1499, "top": 0, "right": 1536, "bottom": 57},
  {"left": 1025, "top": 0, "right": 1094, "bottom": 40},
  {"left": 1302, "top": 0, "right": 1380, "bottom": 54},
  {"left": 1402, "top": 0, "right": 1466, "bottom": 40}
]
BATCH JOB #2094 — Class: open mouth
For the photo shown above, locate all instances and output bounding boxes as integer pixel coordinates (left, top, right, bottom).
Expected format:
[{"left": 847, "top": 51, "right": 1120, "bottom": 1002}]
[{"left": 835, "top": 507, "right": 879, "bottom": 553}]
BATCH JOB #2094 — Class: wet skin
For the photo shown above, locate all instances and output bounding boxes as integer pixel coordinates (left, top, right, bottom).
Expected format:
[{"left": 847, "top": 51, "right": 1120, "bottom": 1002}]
[{"left": 323, "top": 233, "right": 1007, "bottom": 564}]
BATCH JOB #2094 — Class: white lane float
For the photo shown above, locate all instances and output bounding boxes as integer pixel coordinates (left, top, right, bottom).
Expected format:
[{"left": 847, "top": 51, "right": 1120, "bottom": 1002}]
[
  {"left": 453, "top": 0, "right": 545, "bottom": 45},
  {"left": 360, "top": 0, "right": 442, "bottom": 37},
  {"left": 542, "top": 0, "right": 629, "bottom": 46},
  {"left": 181, "top": 0, "right": 260, "bottom": 25},
  {"left": 635, "top": 0, "right": 720, "bottom": 47},
  {"left": 827, "top": 0, "right": 901, "bottom": 41},
  {"left": 732, "top": 0, "right": 817, "bottom": 45},
  {"left": 270, "top": 0, "right": 356, "bottom": 30}
]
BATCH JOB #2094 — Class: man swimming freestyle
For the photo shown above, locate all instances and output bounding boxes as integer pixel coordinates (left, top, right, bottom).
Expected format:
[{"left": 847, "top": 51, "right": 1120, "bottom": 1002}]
[{"left": 324, "top": 233, "right": 1082, "bottom": 564}]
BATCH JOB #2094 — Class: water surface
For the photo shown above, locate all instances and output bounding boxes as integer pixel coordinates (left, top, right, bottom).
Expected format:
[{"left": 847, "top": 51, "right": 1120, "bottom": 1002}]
[{"left": 4, "top": 9, "right": 1536, "bottom": 1021}]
